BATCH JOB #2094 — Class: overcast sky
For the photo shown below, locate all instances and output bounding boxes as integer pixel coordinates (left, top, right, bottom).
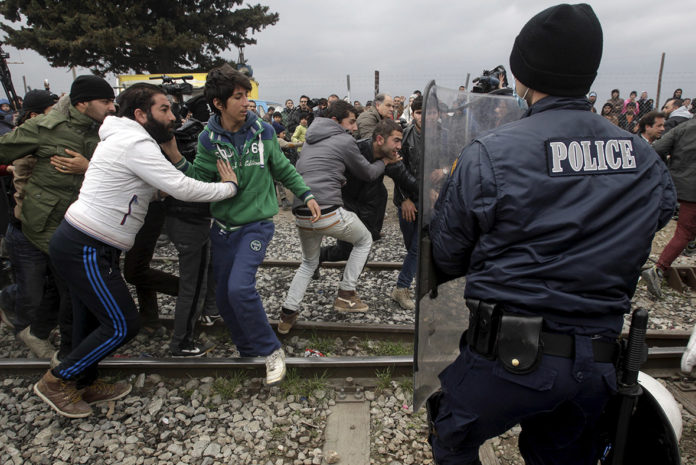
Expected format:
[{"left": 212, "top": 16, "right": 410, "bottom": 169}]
[{"left": 3, "top": 0, "right": 695, "bottom": 107}]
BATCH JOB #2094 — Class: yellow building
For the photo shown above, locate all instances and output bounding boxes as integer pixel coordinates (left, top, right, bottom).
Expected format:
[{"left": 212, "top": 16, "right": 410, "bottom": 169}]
[{"left": 116, "top": 73, "right": 259, "bottom": 99}]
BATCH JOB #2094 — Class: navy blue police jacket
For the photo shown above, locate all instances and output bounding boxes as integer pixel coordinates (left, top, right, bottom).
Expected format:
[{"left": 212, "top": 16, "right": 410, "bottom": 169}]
[{"left": 430, "top": 96, "right": 676, "bottom": 335}]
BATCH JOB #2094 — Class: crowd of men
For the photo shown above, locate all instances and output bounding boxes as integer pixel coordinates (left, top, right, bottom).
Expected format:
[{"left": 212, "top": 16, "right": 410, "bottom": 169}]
[
  {"left": 0, "top": 4, "right": 693, "bottom": 461},
  {"left": 0, "top": 65, "right": 429, "bottom": 420}
]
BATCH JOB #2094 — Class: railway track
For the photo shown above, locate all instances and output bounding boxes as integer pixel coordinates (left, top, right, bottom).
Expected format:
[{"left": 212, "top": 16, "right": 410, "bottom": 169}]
[
  {"left": 151, "top": 255, "right": 404, "bottom": 270},
  {"left": 0, "top": 322, "right": 688, "bottom": 380}
]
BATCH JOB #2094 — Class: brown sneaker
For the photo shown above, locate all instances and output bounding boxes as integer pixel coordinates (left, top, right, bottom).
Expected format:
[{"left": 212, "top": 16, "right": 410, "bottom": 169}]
[
  {"left": 277, "top": 309, "right": 299, "bottom": 335},
  {"left": 390, "top": 287, "right": 415, "bottom": 310},
  {"left": 33, "top": 369, "right": 92, "bottom": 418},
  {"left": 334, "top": 289, "right": 368, "bottom": 312},
  {"left": 82, "top": 379, "right": 132, "bottom": 405}
]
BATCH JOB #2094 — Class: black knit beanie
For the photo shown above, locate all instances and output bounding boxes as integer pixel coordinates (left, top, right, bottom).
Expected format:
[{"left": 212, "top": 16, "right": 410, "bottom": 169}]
[
  {"left": 70, "top": 75, "right": 115, "bottom": 105},
  {"left": 509, "top": 3, "right": 602, "bottom": 97},
  {"left": 22, "top": 90, "right": 58, "bottom": 114}
]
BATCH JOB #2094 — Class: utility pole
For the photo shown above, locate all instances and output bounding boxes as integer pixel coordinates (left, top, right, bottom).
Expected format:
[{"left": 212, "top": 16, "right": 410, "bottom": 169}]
[
  {"left": 346, "top": 75, "right": 351, "bottom": 103},
  {"left": 374, "top": 71, "right": 379, "bottom": 98},
  {"left": 656, "top": 52, "right": 665, "bottom": 110}
]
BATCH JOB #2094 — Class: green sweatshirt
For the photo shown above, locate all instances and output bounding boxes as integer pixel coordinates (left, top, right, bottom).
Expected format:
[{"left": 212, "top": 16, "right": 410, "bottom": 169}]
[{"left": 175, "top": 112, "right": 313, "bottom": 228}]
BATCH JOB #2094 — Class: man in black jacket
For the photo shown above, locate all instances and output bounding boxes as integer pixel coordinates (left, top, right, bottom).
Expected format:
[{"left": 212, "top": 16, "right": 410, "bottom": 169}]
[
  {"left": 164, "top": 119, "right": 218, "bottom": 356},
  {"left": 389, "top": 96, "right": 422, "bottom": 310},
  {"left": 319, "top": 120, "right": 411, "bottom": 265}
]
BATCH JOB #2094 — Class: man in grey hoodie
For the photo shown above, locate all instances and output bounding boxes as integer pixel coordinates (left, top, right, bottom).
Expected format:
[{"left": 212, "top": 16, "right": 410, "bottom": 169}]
[{"left": 279, "top": 102, "right": 401, "bottom": 333}]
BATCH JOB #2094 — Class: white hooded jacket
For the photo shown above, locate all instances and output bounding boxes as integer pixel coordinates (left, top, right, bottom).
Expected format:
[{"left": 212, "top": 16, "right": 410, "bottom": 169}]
[{"left": 65, "top": 116, "right": 236, "bottom": 250}]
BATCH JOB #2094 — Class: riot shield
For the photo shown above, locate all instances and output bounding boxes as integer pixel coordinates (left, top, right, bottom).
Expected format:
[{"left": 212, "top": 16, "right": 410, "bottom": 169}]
[{"left": 413, "top": 82, "right": 525, "bottom": 411}]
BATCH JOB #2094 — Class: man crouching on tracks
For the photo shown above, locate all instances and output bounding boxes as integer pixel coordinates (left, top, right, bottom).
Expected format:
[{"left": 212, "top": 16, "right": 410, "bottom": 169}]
[
  {"left": 164, "top": 65, "right": 320, "bottom": 386},
  {"left": 35, "top": 83, "right": 239, "bottom": 418},
  {"left": 426, "top": 4, "right": 676, "bottom": 464}
]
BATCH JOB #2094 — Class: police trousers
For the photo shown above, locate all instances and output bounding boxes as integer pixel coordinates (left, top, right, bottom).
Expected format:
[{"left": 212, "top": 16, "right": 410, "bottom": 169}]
[{"left": 429, "top": 337, "right": 617, "bottom": 465}]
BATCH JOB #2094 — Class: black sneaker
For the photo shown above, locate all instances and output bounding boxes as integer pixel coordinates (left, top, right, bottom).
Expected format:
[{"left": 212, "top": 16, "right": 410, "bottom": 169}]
[
  {"left": 312, "top": 267, "right": 321, "bottom": 280},
  {"left": 199, "top": 315, "right": 222, "bottom": 327},
  {"left": 171, "top": 340, "right": 215, "bottom": 357}
]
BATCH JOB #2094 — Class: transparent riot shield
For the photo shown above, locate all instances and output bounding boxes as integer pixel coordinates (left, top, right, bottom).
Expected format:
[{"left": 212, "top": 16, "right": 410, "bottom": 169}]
[{"left": 413, "top": 82, "right": 525, "bottom": 411}]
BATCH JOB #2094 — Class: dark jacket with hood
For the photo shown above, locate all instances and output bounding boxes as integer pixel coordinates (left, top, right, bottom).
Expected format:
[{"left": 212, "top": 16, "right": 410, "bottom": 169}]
[{"left": 388, "top": 122, "right": 420, "bottom": 207}]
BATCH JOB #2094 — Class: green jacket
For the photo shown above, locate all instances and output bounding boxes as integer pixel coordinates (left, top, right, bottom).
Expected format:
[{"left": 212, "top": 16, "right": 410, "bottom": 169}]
[
  {"left": 0, "top": 96, "right": 101, "bottom": 253},
  {"left": 175, "top": 112, "right": 313, "bottom": 227}
]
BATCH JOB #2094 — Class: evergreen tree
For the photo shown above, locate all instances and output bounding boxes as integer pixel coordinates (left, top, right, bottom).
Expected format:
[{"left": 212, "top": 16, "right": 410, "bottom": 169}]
[{"left": 0, "top": 0, "right": 278, "bottom": 74}]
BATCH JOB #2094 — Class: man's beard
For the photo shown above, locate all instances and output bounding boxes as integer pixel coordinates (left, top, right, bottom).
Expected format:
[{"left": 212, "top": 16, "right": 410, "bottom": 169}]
[{"left": 143, "top": 111, "right": 174, "bottom": 143}]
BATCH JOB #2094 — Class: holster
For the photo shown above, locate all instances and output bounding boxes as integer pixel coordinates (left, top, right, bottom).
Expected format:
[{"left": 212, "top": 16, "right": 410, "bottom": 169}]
[
  {"left": 497, "top": 313, "right": 544, "bottom": 374},
  {"left": 466, "top": 298, "right": 544, "bottom": 374},
  {"left": 465, "top": 299, "right": 500, "bottom": 359}
]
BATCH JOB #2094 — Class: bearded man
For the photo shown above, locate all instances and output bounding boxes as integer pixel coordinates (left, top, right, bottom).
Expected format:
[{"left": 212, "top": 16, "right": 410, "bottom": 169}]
[{"left": 34, "top": 83, "right": 239, "bottom": 418}]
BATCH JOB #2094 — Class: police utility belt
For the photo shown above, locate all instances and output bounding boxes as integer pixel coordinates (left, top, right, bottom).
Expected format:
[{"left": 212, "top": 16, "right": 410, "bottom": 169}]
[{"left": 465, "top": 299, "right": 620, "bottom": 375}]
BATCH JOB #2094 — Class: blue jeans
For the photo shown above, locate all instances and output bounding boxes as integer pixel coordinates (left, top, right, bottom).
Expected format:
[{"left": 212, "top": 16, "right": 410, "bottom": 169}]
[
  {"left": 4, "top": 223, "right": 61, "bottom": 340},
  {"left": 396, "top": 207, "right": 418, "bottom": 289},
  {"left": 210, "top": 221, "right": 279, "bottom": 357}
]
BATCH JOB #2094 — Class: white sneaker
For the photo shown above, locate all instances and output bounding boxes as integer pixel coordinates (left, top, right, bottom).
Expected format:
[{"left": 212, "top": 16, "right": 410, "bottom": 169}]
[
  {"left": 390, "top": 287, "right": 415, "bottom": 310},
  {"left": 265, "top": 348, "right": 286, "bottom": 386}
]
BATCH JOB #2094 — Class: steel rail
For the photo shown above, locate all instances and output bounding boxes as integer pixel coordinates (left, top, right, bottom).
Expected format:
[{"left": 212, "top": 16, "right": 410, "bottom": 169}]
[
  {"left": 150, "top": 256, "right": 403, "bottom": 270},
  {"left": 0, "top": 355, "right": 414, "bottom": 379},
  {"left": 0, "top": 346, "right": 686, "bottom": 379}
]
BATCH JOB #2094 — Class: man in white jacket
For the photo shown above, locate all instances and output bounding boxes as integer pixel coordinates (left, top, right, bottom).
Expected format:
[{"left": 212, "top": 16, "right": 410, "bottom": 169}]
[{"left": 34, "top": 83, "right": 238, "bottom": 418}]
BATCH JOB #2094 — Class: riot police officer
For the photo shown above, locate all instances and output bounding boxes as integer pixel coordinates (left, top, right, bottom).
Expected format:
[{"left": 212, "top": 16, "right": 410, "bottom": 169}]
[{"left": 427, "top": 4, "right": 676, "bottom": 464}]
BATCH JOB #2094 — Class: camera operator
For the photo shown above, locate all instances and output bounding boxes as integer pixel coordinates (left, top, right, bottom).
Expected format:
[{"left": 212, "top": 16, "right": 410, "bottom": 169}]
[{"left": 471, "top": 65, "right": 508, "bottom": 94}]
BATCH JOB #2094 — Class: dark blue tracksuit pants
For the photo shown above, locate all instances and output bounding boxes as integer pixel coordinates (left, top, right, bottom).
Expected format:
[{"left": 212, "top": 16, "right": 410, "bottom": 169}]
[
  {"left": 210, "top": 221, "right": 280, "bottom": 357},
  {"left": 49, "top": 221, "right": 140, "bottom": 385}
]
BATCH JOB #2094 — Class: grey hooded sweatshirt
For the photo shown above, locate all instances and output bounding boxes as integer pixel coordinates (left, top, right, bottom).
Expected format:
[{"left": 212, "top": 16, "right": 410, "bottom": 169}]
[{"left": 293, "top": 117, "right": 385, "bottom": 209}]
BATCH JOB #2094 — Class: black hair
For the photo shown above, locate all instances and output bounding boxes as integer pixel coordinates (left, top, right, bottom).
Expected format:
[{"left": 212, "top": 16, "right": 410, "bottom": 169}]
[
  {"left": 638, "top": 111, "right": 666, "bottom": 134},
  {"left": 116, "top": 83, "right": 165, "bottom": 120},
  {"left": 372, "top": 119, "right": 402, "bottom": 142},
  {"left": 204, "top": 64, "right": 252, "bottom": 116},
  {"left": 326, "top": 100, "right": 356, "bottom": 122},
  {"left": 411, "top": 95, "right": 423, "bottom": 112},
  {"left": 272, "top": 111, "right": 282, "bottom": 119},
  {"left": 611, "top": 88, "right": 620, "bottom": 95}
]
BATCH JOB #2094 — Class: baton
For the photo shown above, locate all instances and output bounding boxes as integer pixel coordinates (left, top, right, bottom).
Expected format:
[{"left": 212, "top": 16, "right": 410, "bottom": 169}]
[{"left": 611, "top": 307, "right": 649, "bottom": 465}]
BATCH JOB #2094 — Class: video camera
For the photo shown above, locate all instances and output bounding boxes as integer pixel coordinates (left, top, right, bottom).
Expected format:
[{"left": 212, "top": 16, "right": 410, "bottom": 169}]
[
  {"left": 471, "top": 65, "right": 508, "bottom": 94},
  {"left": 149, "top": 75, "right": 194, "bottom": 100}
]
